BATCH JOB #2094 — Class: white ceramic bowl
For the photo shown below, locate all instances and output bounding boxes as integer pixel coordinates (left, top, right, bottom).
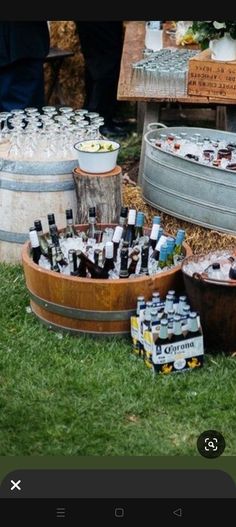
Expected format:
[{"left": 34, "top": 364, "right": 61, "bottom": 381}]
[{"left": 74, "top": 139, "right": 120, "bottom": 173}]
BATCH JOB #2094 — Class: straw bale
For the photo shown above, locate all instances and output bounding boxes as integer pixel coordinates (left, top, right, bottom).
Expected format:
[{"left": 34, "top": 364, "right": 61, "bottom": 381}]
[{"left": 123, "top": 185, "right": 236, "bottom": 254}]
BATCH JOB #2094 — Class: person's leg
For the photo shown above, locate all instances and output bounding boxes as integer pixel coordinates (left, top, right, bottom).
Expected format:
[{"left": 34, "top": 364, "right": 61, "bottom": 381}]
[
  {"left": 76, "top": 22, "right": 124, "bottom": 129},
  {"left": 0, "top": 58, "right": 45, "bottom": 111}
]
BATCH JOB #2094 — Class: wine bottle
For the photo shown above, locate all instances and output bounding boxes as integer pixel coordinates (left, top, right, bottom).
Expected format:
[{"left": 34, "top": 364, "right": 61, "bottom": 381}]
[
  {"left": 119, "top": 206, "right": 128, "bottom": 239},
  {"left": 112, "top": 225, "right": 123, "bottom": 262},
  {"left": 128, "top": 247, "right": 140, "bottom": 275},
  {"left": 29, "top": 227, "right": 42, "bottom": 265},
  {"left": 102, "top": 241, "right": 115, "bottom": 276},
  {"left": 134, "top": 211, "right": 144, "bottom": 243},
  {"left": 139, "top": 243, "right": 149, "bottom": 275},
  {"left": 68, "top": 248, "right": 78, "bottom": 276},
  {"left": 87, "top": 206, "right": 97, "bottom": 240},
  {"left": 64, "top": 209, "right": 77, "bottom": 238},
  {"left": 34, "top": 219, "right": 49, "bottom": 256},
  {"left": 49, "top": 243, "right": 60, "bottom": 272},
  {"left": 76, "top": 250, "right": 104, "bottom": 279},
  {"left": 123, "top": 209, "right": 136, "bottom": 247},
  {"left": 119, "top": 246, "right": 129, "bottom": 278},
  {"left": 149, "top": 223, "right": 160, "bottom": 250}
]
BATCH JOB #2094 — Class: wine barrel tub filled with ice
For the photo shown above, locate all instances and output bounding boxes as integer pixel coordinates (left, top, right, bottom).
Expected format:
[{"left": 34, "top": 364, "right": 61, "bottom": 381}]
[
  {"left": 182, "top": 250, "right": 236, "bottom": 353},
  {"left": 22, "top": 209, "right": 192, "bottom": 336},
  {"left": 142, "top": 125, "right": 236, "bottom": 235}
]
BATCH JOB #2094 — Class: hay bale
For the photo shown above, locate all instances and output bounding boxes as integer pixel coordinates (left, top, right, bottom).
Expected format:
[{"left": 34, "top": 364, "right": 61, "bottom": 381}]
[
  {"left": 123, "top": 185, "right": 236, "bottom": 254},
  {"left": 44, "top": 21, "right": 85, "bottom": 107}
]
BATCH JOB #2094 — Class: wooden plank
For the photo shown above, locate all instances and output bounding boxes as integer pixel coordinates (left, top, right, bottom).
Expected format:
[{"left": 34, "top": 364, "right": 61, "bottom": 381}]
[{"left": 188, "top": 48, "right": 236, "bottom": 100}]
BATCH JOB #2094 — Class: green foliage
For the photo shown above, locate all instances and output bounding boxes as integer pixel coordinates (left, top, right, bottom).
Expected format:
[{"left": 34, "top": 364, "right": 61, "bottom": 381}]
[{"left": 191, "top": 21, "right": 236, "bottom": 50}]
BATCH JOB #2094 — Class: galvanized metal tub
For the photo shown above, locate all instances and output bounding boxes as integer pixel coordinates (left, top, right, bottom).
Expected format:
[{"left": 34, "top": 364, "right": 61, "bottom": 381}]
[
  {"left": 0, "top": 157, "right": 78, "bottom": 264},
  {"left": 142, "top": 124, "right": 236, "bottom": 235}
]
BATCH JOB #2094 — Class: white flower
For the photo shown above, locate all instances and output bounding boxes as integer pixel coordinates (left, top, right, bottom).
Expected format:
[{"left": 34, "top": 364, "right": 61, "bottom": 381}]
[{"left": 213, "top": 21, "right": 226, "bottom": 30}]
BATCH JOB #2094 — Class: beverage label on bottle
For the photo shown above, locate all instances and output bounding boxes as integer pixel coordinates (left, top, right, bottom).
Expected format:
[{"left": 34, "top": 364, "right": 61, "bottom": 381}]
[
  {"left": 130, "top": 316, "right": 139, "bottom": 340},
  {"left": 155, "top": 235, "right": 168, "bottom": 252}
]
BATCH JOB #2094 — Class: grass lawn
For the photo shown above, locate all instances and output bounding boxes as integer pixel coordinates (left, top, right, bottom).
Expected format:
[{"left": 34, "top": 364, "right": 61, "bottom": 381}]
[{"left": 1, "top": 262, "right": 236, "bottom": 456}]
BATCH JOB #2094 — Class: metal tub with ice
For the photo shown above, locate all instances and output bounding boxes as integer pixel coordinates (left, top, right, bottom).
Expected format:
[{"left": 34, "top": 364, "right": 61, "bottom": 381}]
[{"left": 142, "top": 124, "right": 236, "bottom": 234}]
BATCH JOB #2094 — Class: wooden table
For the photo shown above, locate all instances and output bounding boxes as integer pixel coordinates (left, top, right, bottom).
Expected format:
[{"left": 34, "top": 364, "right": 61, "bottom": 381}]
[{"left": 117, "top": 21, "right": 236, "bottom": 182}]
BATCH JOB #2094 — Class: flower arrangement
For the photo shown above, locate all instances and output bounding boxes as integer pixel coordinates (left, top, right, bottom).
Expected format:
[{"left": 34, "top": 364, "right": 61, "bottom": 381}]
[{"left": 190, "top": 21, "right": 236, "bottom": 49}]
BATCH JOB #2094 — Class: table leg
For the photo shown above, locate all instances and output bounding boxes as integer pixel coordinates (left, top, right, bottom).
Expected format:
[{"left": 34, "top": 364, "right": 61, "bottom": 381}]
[
  {"left": 226, "top": 105, "right": 236, "bottom": 132},
  {"left": 138, "top": 102, "right": 161, "bottom": 185}
]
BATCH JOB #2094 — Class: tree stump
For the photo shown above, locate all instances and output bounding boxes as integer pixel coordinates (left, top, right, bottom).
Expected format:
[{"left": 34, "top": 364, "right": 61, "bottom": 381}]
[{"left": 73, "top": 165, "right": 122, "bottom": 223}]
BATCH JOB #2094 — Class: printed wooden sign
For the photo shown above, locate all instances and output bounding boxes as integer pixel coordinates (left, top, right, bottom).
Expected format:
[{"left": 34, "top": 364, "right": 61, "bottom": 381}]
[{"left": 187, "top": 48, "right": 236, "bottom": 99}]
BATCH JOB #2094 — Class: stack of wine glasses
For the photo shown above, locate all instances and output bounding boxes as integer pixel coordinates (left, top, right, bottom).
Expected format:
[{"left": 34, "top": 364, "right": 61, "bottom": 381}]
[
  {"left": 131, "top": 48, "right": 199, "bottom": 97},
  {"left": 0, "top": 106, "right": 105, "bottom": 161}
]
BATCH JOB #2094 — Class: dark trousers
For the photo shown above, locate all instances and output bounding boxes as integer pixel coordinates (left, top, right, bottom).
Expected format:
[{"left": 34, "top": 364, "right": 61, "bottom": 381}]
[
  {"left": 76, "top": 22, "right": 123, "bottom": 125},
  {"left": 0, "top": 58, "right": 45, "bottom": 112}
]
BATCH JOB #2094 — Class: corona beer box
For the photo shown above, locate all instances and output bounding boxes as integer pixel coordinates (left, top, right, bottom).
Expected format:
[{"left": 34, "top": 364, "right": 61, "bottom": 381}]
[
  {"left": 143, "top": 320, "right": 204, "bottom": 375},
  {"left": 187, "top": 48, "right": 236, "bottom": 99}
]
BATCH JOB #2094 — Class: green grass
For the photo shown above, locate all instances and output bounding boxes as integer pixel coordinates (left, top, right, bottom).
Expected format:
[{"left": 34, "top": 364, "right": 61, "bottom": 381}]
[{"left": 1, "top": 263, "right": 236, "bottom": 456}]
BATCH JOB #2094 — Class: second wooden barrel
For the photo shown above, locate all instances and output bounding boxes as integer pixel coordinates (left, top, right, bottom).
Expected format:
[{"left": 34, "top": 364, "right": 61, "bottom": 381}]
[
  {"left": 0, "top": 157, "right": 78, "bottom": 264},
  {"left": 22, "top": 224, "right": 192, "bottom": 336}
]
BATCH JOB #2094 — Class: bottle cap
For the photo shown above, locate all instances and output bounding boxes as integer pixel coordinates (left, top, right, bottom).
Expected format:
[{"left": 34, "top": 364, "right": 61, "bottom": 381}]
[
  {"left": 160, "top": 318, "right": 168, "bottom": 325},
  {"left": 105, "top": 241, "right": 114, "bottom": 259},
  {"left": 66, "top": 209, "right": 73, "bottom": 220},
  {"left": 120, "top": 206, "right": 128, "bottom": 218},
  {"left": 153, "top": 215, "right": 161, "bottom": 224},
  {"left": 47, "top": 213, "right": 55, "bottom": 225},
  {"left": 212, "top": 262, "right": 220, "bottom": 269},
  {"left": 150, "top": 223, "right": 160, "bottom": 240},
  {"left": 189, "top": 311, "right": 197, "bottom": 318},
  {"left": 112, "top": 225, "right": 123, "bottom": 243},
  {"left": 89, "top": 207, "right": 96, "bottom": 217},
  {"left": 34, "top": 220, "right": 43, "bottom": 232},
  {"left": 135, "top": 211, "right": 145, "bottom": 227},
  {"left": 127, "top": 209, "right": 136, "bottom": 225},
  {"left": 29, "top": 227, "right": 40, "bottom": 248}
]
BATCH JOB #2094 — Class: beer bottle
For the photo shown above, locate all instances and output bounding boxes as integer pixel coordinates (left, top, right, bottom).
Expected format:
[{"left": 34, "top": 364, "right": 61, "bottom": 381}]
[
  {"left": 143, "top": 300, "right": 153, "bottom": 331},
  {"left": 87, "top": 206, "right": 97, "bottom": 240},
  {"left": 34, "top": 219, "right": 49, "bottom": 256},
  {"left": 186, "top": 312, "right": 201, "bottom": 338},
  {"left": 170, "top": 314, "right": 184, "bottom": 342},
  {"left": 152, "top": 291, "right": 160, "bottom": 308},
  {"left": 123, "top": 209, "right": 136, "bottom": 246},
  {"left": 155, "top": 318, "right": 169, "bottom": 350},
  {"left": 64, "top": 209, "right": 77, "bottom": 238},
  {"left": 176, "top": 295, "right": 187, "bottom": 315},
  {"left": 164, "top": 293, "right": 174, "bottom": 315},
  {"left": 29, "top": 227, "right": 42, "bottom": 265},
  {"left": 119, "top": 246, "right": 129, "bottom": 278}
]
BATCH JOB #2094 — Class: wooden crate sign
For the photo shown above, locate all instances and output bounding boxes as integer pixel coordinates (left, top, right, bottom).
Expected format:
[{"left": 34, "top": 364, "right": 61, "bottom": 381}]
[{"left": 187, "top": 48, "right": 236, "bottom": 99}]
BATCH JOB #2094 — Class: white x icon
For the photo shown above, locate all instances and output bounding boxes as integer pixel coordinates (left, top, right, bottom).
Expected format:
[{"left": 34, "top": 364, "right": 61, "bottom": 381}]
[{"left": 10, "top": 480, "right": 21, "bottom": 491}]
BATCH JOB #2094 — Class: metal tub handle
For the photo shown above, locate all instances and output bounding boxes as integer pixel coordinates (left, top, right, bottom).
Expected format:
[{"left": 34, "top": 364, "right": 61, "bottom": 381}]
[{"left": 146, "top": 122, "right": 167, "bottom": 131}]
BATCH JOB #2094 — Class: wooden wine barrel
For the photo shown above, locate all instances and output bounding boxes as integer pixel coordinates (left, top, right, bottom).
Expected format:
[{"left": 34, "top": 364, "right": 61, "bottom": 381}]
[
  {"left": 22, "top": 224, "right": 192, "bottom": 336},
  {"left": 0, "top": 157, "right": 78, "bottom": 264}
]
